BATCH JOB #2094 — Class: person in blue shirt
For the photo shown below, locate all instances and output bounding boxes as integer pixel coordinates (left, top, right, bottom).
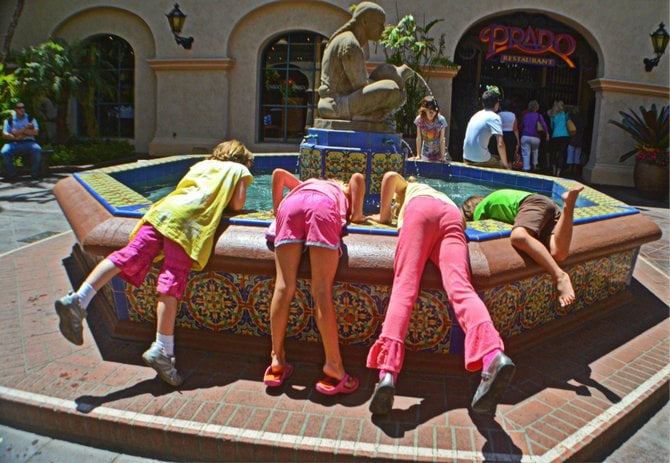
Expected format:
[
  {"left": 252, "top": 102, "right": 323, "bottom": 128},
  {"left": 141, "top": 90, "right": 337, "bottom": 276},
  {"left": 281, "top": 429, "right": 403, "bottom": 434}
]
[{"left": 1, "top": 101, "right": 43, "bottom": 180}]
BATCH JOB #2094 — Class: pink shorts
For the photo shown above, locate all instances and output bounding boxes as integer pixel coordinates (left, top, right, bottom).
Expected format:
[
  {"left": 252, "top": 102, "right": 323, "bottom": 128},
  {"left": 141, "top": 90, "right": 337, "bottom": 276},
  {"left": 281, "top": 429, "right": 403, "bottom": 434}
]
[
  {"left": 108, "top": 224, "right": 193, "bottom": 299},
  {"left": 274, "top": 190, "right": 343, "bottom": 251}
]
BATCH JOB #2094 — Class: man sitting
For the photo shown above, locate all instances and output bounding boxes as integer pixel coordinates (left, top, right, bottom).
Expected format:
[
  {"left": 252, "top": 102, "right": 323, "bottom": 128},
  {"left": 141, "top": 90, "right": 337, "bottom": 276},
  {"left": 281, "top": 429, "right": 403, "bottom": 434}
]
[
  {"left": 462, "top": 90, "right": 509, "bottom": 169},
  {"left": 1, "top": 101, "right": 43, "bottom": 180}
]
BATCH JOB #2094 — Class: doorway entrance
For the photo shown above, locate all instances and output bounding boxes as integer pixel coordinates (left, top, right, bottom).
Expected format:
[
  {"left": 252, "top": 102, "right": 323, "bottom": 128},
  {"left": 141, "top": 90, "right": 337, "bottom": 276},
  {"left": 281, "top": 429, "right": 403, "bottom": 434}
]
[{"left": 450, "top": 13, "right": 598, "bottom": 165}]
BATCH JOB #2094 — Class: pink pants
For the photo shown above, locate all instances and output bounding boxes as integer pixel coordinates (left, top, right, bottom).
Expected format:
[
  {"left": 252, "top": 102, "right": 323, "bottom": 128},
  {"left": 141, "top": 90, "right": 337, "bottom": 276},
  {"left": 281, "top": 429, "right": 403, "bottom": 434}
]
[
  {"left": 108, "top": 224, "right": 193, "bottom": 299},
  {"left": 367, "top": 197, "right": 504, "bottom": 373}
]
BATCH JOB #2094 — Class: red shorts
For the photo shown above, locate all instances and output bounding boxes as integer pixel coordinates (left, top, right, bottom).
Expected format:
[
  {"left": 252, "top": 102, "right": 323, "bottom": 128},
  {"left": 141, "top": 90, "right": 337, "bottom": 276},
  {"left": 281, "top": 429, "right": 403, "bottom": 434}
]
[
  {"left": 108, "top": 224, "right": 193, "bottom": 299},
  {"left": 274, "top": 190, "right": 343, "bottom": 251}
]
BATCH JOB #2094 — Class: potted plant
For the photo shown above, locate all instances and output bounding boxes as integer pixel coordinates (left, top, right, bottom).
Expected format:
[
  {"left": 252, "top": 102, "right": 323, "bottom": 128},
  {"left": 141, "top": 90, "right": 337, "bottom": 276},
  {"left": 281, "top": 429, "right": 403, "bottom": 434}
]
[{"left": 609, "top": 104, "right": 669, "bottom": 199}]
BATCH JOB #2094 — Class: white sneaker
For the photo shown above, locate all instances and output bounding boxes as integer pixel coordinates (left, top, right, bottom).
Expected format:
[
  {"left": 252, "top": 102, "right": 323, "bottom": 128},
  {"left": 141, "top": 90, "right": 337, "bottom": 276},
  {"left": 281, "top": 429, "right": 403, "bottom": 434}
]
[{"left": 142, "top": 342, "right": 183, "bottom": 386}]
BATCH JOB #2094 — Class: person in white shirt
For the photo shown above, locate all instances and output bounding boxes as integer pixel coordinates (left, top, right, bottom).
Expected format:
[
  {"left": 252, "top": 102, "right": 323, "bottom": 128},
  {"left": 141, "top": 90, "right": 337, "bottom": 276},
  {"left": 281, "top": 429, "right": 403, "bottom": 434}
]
[
  {"left": 499, "top": 99, "right": 520, "bottom": 166},
  {"left": 462, "top": 90, "right": 510, "bottom": 169}
]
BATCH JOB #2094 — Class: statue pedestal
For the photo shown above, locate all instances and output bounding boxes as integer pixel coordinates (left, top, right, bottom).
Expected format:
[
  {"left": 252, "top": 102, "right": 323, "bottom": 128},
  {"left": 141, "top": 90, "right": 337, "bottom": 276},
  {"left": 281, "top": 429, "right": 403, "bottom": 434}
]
[{"left": 299, "top": 126, "right": 405, "bottom": 209}]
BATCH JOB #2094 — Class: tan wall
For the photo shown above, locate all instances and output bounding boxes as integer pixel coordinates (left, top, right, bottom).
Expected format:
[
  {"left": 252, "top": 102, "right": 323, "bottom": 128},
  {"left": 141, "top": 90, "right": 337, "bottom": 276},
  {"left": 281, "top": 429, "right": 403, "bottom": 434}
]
[{"left": 4, "top": 0, "right": 669, "bottom": 185}]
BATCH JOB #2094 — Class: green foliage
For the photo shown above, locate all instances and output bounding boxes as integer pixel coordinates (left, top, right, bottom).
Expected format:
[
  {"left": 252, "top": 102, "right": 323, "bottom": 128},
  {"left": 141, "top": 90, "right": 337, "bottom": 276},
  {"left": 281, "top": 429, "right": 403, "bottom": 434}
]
[
  {"left": 47, "top": 139, "right": 135, "bottom": 166},
  {"left": 609, "top": 104, "right": 669, "bottom": 166},
  {"left": 0, "top": 63, "right": 18, "bottom": 113},
  {"left": 377, "top": 15, "right": 455, "bottom": 138},
  {"left": 10, "top": 38, "right": 115, "bottom": 143}
]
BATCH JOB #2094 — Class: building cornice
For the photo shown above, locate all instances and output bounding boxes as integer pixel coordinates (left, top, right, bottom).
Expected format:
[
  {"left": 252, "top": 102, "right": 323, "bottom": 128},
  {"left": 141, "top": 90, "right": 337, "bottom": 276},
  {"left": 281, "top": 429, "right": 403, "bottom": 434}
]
[
  {"left": 588, "top": 78, "right": 669, "bottom": 98},
  {"left": 147, "top": 58, "right": 236, "bottom": 71}
]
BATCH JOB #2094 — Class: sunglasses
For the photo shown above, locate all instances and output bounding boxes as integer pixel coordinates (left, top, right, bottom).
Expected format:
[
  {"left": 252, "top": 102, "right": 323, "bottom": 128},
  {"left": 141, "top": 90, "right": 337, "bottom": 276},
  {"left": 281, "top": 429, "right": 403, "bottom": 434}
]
[
  {"left": 421, "top": 99, "right": 438, "bottom": 109},
  {"left": 15, "top": 106, "right": 25, "bottom": 109}
]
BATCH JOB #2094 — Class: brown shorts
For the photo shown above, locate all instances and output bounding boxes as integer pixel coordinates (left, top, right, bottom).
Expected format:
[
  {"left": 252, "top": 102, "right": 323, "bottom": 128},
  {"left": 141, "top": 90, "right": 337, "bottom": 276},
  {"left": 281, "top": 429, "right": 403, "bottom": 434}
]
[{"left": 513, "top": 194, "right": 560, "bottom": 247}]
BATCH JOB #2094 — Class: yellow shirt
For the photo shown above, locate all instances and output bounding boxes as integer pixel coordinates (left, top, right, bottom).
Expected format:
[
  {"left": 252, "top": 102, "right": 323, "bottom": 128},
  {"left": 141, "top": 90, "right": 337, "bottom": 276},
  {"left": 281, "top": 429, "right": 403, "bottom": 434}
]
[
  {"left": 396, "top": 182, "right": 457, "bottom": 230},
  {"left": 132, "top": 160, "right": 252, "bottom": 270}
]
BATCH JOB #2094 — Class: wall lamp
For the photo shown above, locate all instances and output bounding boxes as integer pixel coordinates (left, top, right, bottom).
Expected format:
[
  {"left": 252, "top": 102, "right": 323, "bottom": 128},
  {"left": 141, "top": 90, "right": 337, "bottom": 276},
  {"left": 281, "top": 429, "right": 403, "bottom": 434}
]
[
  {"left": 643, "top": 23, "right": 669, "bottom": 72},
  {"left": 166, "top": 3, "right": 194, "bottom": 49}
]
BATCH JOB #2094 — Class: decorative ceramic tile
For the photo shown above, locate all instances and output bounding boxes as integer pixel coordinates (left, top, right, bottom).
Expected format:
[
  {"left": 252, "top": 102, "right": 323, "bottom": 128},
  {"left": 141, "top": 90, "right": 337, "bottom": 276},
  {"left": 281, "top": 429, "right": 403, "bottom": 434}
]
[{"left": 117, "top": 249, "right": 635, "bottom": 354}]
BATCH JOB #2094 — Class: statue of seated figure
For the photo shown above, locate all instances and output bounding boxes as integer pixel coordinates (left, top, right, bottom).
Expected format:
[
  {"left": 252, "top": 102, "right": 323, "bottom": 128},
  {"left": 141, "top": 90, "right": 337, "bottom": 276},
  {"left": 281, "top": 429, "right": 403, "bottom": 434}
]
[{"left": 317, "top": 2, "right": 413, "bottom": 129}]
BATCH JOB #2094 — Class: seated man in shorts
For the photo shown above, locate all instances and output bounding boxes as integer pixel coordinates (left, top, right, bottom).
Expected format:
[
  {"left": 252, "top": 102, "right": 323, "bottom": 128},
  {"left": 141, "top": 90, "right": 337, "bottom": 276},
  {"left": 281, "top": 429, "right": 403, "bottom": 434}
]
[{"left": 461, "top": 185, "right": 584, "bottom": 307}]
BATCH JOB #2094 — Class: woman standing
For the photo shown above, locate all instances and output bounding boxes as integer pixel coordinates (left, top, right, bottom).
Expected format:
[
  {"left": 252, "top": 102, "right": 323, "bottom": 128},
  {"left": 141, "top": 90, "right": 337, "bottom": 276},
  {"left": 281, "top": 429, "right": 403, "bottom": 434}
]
[
  {"left": 547, "top": 100, "right": 570, "bottom": 177},
  {"left": 499, "top": 99, "right": 519, "bottom": 167},
  {"left": 519, "top": 100, "right": 549, "bottom": 172}
]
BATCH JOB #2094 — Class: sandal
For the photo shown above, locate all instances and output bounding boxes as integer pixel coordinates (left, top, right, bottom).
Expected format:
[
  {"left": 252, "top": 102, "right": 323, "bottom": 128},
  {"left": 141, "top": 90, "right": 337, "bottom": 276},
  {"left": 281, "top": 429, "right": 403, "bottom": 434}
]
[
  {"left": 315, "top": 373, "right": 359, "bottom": 395},
  {"left": 263, "top": 363, "right": 294, "bottom": 387}
]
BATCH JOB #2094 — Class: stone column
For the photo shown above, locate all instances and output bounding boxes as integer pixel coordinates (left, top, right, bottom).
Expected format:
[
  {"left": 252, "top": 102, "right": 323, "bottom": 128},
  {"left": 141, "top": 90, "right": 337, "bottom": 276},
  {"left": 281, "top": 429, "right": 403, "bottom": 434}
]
[{"left": 584, "top": 78, "right": 669, "bottom": 186}]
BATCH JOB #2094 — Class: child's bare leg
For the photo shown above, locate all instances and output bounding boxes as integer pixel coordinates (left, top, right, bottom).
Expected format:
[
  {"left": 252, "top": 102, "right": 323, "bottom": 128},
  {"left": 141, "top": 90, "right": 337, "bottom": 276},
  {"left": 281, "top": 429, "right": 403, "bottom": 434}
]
[
  {"left": 82, "top": 258, "right": 121, "bottom": 292},
  {"left": 269, "top": 244, "right": 302, "bottom": 370},
  {"left": 510, "top": 227, "right": 575, "bottom": 307},
  {"left": 156, "top": 294, "right": 178, "bottom": 336},
  {"left": 308, "top": 247, "right": 354, "bottom": 386},
  {"left": 551, "top": 185, "right": 584, "bottom": 261}
]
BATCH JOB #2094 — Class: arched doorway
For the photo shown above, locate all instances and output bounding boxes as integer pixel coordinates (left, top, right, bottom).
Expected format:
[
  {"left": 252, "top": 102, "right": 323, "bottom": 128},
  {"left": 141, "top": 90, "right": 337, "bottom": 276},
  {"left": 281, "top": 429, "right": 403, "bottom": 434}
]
[
  {"left": 76, "top": 34, "right": 134, "bottom": 139},
  {"left": 259, "top": 31, "right": 327, "bottom": 143},
  {"left": 450, "top": 13, "right": 598, "bottom": 165}
]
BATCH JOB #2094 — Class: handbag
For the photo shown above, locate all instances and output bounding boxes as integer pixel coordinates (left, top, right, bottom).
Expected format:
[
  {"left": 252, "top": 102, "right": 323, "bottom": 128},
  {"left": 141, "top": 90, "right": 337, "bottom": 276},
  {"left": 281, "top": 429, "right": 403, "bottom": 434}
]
[
  {"left": 512, "top": 151, "right": 523, "bottom": 170},
  {"left": 567, "top": 118, "right": 577, "bottom": 136},
  {"left": 536, "top": 117, "right": 544, "bottom": 133}
]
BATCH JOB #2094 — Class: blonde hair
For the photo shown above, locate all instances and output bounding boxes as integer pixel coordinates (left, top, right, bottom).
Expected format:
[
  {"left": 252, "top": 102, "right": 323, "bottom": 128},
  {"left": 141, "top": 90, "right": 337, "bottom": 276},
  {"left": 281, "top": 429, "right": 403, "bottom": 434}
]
[
  {"left": 210, "top": 139, "right": 254, "bottom": 165},
  {"left": 527, "top": 100, "right": 540, "bottom": 112},
  {"left": 548, "top": 100, "right": 565, "bottom": 117}
]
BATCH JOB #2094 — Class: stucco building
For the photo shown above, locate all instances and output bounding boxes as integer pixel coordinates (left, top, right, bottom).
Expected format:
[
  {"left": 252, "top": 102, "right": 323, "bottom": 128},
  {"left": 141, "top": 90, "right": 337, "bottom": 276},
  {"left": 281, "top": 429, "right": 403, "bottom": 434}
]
[{"left": 2, "top": 0, "right": 668, "bottom": 186}]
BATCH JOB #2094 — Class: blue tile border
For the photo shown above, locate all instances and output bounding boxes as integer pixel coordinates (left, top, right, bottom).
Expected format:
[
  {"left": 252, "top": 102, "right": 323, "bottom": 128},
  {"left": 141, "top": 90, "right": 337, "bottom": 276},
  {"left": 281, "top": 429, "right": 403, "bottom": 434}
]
[{"left": 73, "top": 155, "right": 639, "bottom": 241}]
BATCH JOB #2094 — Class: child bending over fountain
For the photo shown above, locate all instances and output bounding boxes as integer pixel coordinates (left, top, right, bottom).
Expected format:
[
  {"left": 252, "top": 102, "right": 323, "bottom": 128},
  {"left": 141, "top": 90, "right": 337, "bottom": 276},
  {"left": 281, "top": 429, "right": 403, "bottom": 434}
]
[
  {"left": 413, "top": 96, "right": 448, "bottom": 162},
  {"left": 54, "top": 140, "right": 255, "bottom": 387},
  {"left": 263, "top": 168, "right": 365, "bottom": 395},
  {"left": 366, "top": 172, "right": 515, "bottom": 415},
  {"left": 461, "top": 186, "right": 584, "bottom": 308}
]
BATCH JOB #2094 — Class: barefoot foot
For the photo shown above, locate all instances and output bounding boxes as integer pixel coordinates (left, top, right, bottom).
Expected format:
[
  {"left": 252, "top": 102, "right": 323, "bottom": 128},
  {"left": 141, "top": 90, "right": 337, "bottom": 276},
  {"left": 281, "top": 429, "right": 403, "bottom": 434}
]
[
  {"left": 561, "top": 185, "right": 584, "bottom": 208},
  {"left": 556, "top": 271, "right": 575, "bottom": 307}
]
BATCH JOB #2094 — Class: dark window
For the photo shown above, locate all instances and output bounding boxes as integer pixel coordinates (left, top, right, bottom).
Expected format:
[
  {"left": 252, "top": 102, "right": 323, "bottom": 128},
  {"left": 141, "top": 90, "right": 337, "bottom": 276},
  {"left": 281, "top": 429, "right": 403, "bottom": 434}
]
[
  {"left": 259, "top": 31, "right": 326, "bottom": 143},
  {"left": 78, "top": 34, "right": 134, "bottom": 139}
]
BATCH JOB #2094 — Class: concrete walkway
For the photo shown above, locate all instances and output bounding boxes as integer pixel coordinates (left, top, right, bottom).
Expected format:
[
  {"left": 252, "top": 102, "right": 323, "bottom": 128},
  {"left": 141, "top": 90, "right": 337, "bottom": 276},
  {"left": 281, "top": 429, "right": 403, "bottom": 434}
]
[{"left": 0, "top": 173, "right": 667, "bottom": 462}]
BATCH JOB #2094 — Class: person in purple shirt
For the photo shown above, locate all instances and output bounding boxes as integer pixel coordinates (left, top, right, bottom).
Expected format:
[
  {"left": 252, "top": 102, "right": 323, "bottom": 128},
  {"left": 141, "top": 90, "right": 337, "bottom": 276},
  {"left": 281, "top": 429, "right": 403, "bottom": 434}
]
[{"left": 519, "top": 100, "right": 549, "bottom": 172}]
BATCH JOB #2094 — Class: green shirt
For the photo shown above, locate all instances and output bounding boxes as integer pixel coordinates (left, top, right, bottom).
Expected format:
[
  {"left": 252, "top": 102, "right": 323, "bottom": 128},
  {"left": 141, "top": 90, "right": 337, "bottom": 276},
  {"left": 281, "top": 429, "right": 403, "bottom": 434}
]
[{"left": 473, "top": 189, "right": 533, "bottom": 224}]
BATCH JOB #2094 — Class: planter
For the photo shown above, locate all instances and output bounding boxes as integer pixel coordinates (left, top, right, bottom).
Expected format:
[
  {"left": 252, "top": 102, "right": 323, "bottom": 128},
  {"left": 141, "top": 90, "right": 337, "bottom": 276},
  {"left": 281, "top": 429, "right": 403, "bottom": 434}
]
[{"left": 634, "top": 160, "right": 669, "bottom": 199}]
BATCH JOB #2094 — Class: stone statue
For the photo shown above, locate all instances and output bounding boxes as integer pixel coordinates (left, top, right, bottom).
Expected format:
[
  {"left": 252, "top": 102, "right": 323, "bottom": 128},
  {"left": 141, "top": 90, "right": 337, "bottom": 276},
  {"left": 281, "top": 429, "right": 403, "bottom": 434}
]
[{"left": 316, "top": 1, "right": 413, "bottom": 132}]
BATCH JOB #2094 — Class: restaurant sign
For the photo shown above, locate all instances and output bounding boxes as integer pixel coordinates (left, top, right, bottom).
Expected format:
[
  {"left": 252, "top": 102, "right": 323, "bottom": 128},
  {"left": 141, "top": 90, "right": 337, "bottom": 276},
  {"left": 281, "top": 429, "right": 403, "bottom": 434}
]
[{"left": 479, "top": 24, "right": 576, "bottom": 68}]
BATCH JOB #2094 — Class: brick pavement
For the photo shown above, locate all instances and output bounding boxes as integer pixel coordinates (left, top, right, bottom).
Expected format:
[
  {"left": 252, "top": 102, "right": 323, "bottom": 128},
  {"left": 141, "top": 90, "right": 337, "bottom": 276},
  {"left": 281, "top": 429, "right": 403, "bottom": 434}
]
[{"left": 0, "top": 229, "right": 668, "bottom": 462}]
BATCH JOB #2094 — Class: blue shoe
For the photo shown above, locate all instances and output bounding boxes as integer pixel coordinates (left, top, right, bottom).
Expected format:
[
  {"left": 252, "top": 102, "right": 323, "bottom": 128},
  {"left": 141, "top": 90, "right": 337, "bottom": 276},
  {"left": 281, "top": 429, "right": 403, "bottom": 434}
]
[
  {"left": 471, "top": 352, "right": 515, "bottom": 414},
  {"left": 369, "top": 371, "right": 395, "bottom": 415}
]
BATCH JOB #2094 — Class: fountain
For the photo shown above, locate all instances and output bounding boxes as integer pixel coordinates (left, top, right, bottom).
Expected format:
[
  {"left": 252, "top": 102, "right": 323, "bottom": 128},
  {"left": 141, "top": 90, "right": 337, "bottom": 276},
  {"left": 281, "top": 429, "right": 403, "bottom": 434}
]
[{"left": 53, "top": 2, "right": 660, "bottom": 359}]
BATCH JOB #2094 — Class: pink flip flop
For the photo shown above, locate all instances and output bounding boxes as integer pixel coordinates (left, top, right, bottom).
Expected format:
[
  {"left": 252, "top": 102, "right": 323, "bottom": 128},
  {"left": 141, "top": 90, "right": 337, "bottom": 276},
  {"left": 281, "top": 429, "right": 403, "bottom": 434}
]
[
  {"left": 315, "top": 374, "right": 359, "bottom": 395},
  {"left": 263, "top": 363, "right": 294, "bottom": 387}
]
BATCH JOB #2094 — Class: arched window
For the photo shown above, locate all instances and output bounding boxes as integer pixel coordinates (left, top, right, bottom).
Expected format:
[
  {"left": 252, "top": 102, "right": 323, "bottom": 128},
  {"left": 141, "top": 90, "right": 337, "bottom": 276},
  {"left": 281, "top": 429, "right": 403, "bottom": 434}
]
[
  {"left": 259, "top": 31, "right": 327, "bottom": 142},
  {"left": 78, "top": 34, "right": 134, "bottom": 138}
]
